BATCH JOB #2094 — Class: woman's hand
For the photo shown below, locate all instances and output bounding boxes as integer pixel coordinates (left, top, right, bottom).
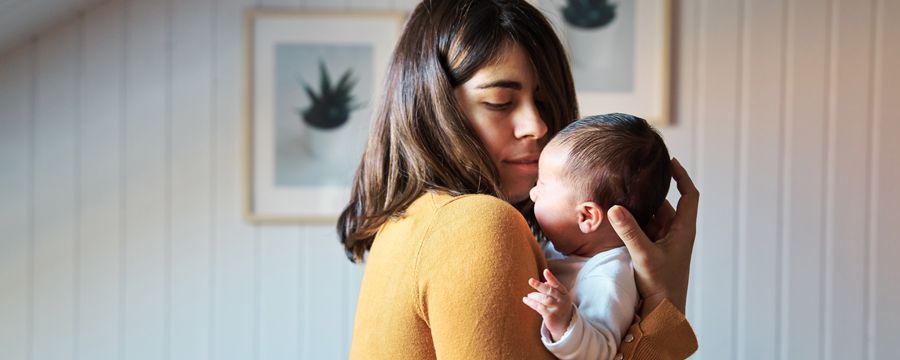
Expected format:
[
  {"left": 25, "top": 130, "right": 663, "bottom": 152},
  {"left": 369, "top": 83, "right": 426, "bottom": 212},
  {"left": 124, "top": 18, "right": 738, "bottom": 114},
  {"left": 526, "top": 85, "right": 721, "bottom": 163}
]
[
  {"left": 608, "top": 158, "right": 699, "bottom": 316},
  {"left": 522, "top": 269, "right": 573, "bottom": 342}
]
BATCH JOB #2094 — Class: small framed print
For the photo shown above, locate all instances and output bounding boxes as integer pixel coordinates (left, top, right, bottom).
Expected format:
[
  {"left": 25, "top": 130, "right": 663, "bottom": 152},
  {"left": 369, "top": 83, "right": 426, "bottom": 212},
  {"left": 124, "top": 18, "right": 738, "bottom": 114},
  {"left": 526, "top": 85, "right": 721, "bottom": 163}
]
[{"left": 244, "top": 9, "right": 405, "bottom": 223}]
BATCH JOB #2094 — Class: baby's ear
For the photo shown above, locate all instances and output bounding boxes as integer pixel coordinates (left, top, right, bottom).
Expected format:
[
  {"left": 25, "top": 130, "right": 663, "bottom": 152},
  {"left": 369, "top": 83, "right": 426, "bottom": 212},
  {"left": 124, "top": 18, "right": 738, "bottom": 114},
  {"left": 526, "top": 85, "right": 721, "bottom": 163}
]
[{"left": 577, "top": 202, "right": 604, "bottom": 234}]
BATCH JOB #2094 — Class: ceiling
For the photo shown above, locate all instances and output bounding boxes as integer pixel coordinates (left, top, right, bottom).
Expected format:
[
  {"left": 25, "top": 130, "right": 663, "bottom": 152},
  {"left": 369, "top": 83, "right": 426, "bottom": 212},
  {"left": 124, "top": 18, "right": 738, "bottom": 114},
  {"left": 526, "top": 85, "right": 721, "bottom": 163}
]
[{"left": 0, "top": 0, "right": 107, "bottom": 56}]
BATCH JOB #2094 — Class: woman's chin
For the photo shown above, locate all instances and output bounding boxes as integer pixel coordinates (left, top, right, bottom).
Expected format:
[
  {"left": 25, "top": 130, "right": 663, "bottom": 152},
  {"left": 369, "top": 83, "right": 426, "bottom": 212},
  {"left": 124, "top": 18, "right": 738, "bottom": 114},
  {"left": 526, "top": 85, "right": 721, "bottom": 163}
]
[
  {"left": 503, "top": 187, "right": 534, "bottom": 204},
  {"left": 500, "top": 176, "right": 537, "bottom": 203}
]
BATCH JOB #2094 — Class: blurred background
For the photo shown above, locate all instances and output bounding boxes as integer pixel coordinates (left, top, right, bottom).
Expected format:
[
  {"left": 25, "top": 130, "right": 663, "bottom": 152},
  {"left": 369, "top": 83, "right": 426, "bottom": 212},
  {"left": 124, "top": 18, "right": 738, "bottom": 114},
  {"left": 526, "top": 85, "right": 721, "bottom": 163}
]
[{"left": 1, "top": 0, "right": 898, "bottom": 359}]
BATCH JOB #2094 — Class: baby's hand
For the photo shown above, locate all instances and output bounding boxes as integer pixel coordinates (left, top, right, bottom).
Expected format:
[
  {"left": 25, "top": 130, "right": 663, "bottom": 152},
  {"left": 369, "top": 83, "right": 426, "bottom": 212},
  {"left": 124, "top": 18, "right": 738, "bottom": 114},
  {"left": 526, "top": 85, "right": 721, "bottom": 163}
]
[{"left": 522, "top": 269, "right": 573, "bottom": 342}]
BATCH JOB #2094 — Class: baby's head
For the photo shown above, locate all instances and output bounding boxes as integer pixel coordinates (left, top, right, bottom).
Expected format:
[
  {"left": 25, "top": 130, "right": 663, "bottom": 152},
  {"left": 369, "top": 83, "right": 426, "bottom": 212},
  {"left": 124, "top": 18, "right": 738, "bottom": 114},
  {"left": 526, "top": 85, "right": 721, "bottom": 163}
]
[{"left": 529, "top": 113, "right": 672, "bottom": 256}]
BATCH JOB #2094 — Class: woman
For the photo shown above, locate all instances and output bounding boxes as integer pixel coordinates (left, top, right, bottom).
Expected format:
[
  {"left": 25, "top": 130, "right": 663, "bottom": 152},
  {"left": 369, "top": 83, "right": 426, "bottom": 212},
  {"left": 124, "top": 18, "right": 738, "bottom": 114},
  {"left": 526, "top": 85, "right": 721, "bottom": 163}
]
[{"left": 338, "top": 0, "right": 699, "bottom": 358}]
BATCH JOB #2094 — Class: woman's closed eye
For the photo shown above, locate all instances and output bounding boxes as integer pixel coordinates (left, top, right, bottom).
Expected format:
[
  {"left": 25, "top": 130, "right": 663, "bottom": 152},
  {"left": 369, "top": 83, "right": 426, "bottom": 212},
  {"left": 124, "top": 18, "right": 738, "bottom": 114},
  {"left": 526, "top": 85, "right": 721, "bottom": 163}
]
[{"left": 483, "top": 101, "right": 513, "bottom": 111}]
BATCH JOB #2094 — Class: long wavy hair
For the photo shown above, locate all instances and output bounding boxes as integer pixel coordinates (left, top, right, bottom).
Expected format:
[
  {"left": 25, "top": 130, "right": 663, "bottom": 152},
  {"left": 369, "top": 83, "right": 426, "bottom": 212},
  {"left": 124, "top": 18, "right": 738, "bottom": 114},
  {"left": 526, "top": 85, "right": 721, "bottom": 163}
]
[{"left": 338, "top": 0, "right": 578, "bottom": 262}]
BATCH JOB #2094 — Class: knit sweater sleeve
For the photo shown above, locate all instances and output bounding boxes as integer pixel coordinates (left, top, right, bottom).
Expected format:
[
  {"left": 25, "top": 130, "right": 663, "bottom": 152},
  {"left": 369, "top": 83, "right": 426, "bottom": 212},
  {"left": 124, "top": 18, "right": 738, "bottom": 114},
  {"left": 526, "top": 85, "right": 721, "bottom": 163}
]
[
  {"left": 414, "top": 195, "right": 555, "bottom": 360},
  {"left": 618, "top": 299, "right": 699, "bottom": 360}
]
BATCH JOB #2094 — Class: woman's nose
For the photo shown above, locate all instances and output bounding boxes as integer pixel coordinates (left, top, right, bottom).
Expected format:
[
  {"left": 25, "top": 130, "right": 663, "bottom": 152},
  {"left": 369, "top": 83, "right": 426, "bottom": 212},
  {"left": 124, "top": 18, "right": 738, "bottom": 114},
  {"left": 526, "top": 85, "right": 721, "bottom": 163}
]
[{"left": 513, "top": 101, "right": 547, "bottom": 140}]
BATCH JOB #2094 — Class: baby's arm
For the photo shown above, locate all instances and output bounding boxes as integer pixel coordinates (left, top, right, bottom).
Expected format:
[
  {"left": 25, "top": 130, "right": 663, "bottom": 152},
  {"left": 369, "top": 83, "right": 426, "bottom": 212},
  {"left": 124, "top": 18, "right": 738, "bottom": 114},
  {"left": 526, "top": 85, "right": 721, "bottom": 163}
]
[
  {"left": 525, "top": 270, "right": 638, "bottom": 360},
  {"left": 522, "top": 269, "right": 574, "bottom": 341}
]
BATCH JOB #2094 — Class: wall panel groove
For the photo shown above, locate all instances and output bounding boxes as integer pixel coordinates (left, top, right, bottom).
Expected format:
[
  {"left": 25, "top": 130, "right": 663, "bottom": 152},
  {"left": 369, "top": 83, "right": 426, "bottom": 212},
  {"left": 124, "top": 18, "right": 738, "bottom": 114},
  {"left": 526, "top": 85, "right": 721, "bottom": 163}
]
[
  {"left": 117, "top": 2, "right": 128, "bottom": 359},
  {"left": 864, "top": 1, "right": 882, "bottom": 359},
  {"left": 873, "top": 1, "right": 900, "bottom": 358},
  {"left": 28, "top": 42, "right": 36, "bottom": 360},
  {"left": 774, "top": 0, "right": 790, "bottom": 357},
  {"left": 163, "top": 0, "right": 173, "bottom": 357},
  {"left": 72, "top": 15, "right": 83, "bottom": 360},
  {"left": 208, "top": 0, "right": 219, "bottom": 358},
  {"left": 735, "top": 0, "right": 748, "bottom": 356},
  {"left": 822, "top": 0, "right": 837, "bottom": 357}
]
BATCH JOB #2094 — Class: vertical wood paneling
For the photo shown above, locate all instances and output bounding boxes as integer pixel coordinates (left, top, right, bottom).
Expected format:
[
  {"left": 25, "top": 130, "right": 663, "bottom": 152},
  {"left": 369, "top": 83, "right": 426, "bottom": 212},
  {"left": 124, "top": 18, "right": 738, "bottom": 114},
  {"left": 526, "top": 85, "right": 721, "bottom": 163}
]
[
  {"left": 694, "top": 0, "right": 742, "bottom": 358},
  {"left": 77, "top": 2, "right": 123, "bottom": 359},
  {"left": 258, "top": 226, "right": 301, "bottom": 359},
  {"left": 252, "top": 3, "right": 321, "bottom": 355},
  {"left": 169, "top": 0, "right": 214, "bottom": 358},
  {"left": 872, "top": 0, "right": 900, "bottom": 358},
  {"left": 782, "top": 0, "right": 829, "bottom": 359},
  {"left": 32, "top": 21, "right": 79, "bottom": 360},
  {"left": 212, "top": 0, "right": 257, "bottom": 358},
  {"left": 662, "top": 0, "right": 699, "bottom": 177},
  {"left": 661, "top": 0, "right": 700, "bottom": 331},
  {"left": 122, "top": 0, "right": 168, "bottom": 357},
  {"left": 824, "top": 0, "right": 874, "bottom": 358},
  {"left": 0, "top": 45, "right": 33, "bottom": 360},
  {"left": 303, "top": 226, "right": 347, "bottom": 359},
  {"left": 736, "top": 0, "right": 784, "bottom": 358}
]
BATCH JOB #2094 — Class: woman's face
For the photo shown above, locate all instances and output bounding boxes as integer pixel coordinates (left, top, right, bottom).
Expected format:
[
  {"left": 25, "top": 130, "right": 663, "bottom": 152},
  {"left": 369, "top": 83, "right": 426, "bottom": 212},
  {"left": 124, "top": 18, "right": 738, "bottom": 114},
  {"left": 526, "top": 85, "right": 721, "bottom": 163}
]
[{"left": 454, "top": 43, "right": 548, "bottom": 203}]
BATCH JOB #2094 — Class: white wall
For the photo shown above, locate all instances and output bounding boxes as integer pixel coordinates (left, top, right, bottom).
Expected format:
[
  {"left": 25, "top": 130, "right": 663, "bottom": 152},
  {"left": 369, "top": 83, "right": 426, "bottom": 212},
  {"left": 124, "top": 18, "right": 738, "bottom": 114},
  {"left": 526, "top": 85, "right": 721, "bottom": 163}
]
[{"left": 0, "top": 0, "right": 898, "bottom": 359}]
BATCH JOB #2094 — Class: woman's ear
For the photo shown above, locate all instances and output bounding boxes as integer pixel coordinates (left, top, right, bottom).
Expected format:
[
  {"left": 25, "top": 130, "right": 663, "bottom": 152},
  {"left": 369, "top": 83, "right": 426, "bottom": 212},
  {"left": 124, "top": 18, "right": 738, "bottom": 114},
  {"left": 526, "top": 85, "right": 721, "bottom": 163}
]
[{"left": 577, "top": 202, "right": 605, "bottom": 234}]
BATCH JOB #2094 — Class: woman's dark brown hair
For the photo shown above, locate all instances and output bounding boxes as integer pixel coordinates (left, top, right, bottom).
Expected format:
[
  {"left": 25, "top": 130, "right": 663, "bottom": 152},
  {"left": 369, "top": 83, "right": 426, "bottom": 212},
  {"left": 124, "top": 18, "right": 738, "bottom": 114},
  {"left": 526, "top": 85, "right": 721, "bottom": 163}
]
[{"left": 338, "top": 0, "right": 578, "bottom": 262}]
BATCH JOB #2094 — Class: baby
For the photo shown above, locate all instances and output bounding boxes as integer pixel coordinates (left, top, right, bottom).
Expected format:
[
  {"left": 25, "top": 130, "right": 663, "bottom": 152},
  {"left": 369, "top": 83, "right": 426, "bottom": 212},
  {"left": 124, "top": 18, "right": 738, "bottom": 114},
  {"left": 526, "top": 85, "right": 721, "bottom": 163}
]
[{"left": 523, "top": 113, "right": 672, "bottom": 359}]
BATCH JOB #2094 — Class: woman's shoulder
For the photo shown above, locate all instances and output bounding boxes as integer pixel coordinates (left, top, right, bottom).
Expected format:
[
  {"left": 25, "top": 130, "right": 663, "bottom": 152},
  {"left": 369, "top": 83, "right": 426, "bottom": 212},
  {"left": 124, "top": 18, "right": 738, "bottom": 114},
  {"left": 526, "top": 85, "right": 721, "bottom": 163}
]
[
  {"left": 416, "top": 192, "right": 533, "bottom": 250},
  {"left": 414, "top": 192, "right": 543, "bottom": 276},
  {"left": 423, "top": 192, "right": 525, "bottom": 226},
  {"left": 431, "top": 192, "right": 514, "bottom": 210}
]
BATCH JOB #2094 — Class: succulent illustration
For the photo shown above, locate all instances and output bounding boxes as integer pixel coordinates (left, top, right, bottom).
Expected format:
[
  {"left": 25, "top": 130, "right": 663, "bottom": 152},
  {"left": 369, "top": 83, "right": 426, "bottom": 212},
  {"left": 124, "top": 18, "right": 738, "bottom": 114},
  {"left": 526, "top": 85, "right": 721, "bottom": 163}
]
[
  {"left": 562, "top": 0, "right": 617, "bottom": 29},
  {"left": 297, "top": 61, "right": 363, "bottom": 130}
]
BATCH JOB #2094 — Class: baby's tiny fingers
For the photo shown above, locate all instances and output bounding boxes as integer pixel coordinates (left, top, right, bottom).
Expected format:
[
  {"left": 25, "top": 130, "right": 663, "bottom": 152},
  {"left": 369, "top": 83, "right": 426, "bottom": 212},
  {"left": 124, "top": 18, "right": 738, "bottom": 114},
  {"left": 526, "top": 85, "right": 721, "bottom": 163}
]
[
  {"left": 527, "top": 291, "right": 557, "bottom": 308},
  {"left": 528, "top": 278, "right": 543, "bottom": 291},
  {"left": 522, "top": 297, "right": 550, "bottom": 318},
  {"left": 543, "top": 269, "right": 569, "bottom": 295},
  {"left": 528, "top": 278, "right": 556, "bottom": 297}
]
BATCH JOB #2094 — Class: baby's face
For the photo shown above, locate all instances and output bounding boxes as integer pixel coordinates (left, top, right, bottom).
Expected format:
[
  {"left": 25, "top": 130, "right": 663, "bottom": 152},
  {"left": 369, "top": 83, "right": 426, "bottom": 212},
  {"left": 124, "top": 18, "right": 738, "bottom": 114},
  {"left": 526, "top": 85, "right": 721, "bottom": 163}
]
[{"left": 529, "top": 144, "right": 586, "bottom": 254}]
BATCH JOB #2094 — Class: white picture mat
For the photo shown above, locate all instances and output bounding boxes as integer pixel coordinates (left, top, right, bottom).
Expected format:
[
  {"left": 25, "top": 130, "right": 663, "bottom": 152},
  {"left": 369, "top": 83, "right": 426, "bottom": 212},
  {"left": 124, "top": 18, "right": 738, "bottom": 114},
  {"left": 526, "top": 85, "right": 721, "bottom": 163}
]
[
  {"left": 576, "top": 0, "right": 667, "bottom": 124},
  {"left": 537, "top": 0, "right": 670, "bottom": 125},
  {"left": 251, "top": 14, "right": 399, "bottom": 220}
]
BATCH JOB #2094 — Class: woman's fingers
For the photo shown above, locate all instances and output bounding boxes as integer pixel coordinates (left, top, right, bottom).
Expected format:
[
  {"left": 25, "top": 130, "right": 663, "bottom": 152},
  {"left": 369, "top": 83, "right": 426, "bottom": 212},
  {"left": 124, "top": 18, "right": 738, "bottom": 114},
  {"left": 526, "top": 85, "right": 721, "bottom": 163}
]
[
  {"left": 645, "top": 200, "right": 675, "bottom": 240},
  {"left": 671, "top": 158, "right": 700, "bottom": 228}
]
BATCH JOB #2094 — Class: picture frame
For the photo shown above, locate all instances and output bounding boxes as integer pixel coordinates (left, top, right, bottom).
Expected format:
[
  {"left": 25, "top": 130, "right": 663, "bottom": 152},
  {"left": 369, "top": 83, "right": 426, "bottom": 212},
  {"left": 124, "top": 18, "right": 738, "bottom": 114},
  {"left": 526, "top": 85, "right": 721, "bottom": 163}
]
[
  {"left": 533, "top": 0, "right": 672, "bottom": 125},
  {"left": 244, "top": 9, "right": 406, "bottom": 223}
]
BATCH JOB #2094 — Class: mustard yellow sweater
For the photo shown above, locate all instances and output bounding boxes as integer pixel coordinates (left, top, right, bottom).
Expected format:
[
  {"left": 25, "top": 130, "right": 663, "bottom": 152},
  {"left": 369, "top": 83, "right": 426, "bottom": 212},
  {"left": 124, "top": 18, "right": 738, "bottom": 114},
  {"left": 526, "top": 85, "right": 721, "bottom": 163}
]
[{"left": 349, "top": 192, "right": 697, "bottom": 359}]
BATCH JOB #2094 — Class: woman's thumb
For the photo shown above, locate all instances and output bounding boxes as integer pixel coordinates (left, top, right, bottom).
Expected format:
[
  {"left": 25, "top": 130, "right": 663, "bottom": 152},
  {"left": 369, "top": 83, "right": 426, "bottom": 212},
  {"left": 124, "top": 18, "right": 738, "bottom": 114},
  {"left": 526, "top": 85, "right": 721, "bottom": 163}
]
[{"left": 609, "top": 206, "right": 652, "bottom": 259}]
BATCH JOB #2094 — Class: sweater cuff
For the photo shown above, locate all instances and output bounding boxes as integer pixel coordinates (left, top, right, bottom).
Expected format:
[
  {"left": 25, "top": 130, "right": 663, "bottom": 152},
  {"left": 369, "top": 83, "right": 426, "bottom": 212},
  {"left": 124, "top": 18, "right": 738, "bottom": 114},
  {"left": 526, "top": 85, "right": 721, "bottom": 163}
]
[{"left": 618, "top": 299, "right": 698, "bottom": 360}]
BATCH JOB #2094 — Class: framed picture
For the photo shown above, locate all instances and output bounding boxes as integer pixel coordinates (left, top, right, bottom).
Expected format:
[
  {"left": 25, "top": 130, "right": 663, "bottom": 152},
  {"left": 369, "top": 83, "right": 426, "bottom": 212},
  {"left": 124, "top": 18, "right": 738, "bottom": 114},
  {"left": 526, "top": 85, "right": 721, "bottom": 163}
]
[
  {"left": 244, "top": 10, "right": 405, "bottom": 223},
  {"left": 533, "top": 0, "right": 671, "bottom": 125}
]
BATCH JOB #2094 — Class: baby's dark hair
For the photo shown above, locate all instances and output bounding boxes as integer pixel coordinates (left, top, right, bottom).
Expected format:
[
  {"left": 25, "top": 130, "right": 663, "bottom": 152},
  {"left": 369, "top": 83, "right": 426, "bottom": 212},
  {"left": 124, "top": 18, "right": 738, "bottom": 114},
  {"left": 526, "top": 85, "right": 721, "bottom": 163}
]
[{"left": 550, "top": 113, "right": 672, "bottom": 228}]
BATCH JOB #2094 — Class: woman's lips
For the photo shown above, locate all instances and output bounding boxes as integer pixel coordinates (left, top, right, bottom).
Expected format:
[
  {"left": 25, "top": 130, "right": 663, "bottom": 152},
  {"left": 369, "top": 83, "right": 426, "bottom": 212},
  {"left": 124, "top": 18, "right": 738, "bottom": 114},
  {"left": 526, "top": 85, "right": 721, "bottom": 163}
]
[{"left": 503, "top": 155, "right": 539, "bottom": 173}]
